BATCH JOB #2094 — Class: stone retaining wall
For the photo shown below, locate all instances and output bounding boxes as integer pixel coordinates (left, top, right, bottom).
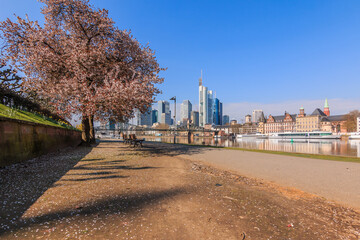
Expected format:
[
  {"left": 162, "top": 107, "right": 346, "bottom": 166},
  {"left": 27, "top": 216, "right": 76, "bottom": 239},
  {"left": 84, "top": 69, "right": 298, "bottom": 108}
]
[{"left": 0, "top": 117, "right": 81, "bottom": 167}]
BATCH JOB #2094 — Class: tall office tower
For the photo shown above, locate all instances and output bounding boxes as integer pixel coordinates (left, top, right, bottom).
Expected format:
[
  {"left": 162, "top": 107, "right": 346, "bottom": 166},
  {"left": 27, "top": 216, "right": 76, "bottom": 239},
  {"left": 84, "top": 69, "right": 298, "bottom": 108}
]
[
  {"left": 219, "top": 102, "right": 223, "bottom": 125},
  {"left": 161, "top": 113, "right": 171, "bottom": 125},
  {"left": 158, "top": 100, "right": 170, "bottom": 115},
  {"left": 199, "top": 74, "right": 208, "bottom": 127},
  {"left": 151, "top": 109, "right": 158, "bottom": 125},
  {"left": 207, "top": 90, "right": 214, "bottom": 124},
  {"left": 213, "top": 98, "right": 220, "bottom": 125},
  {"left": 139, "top": 106, "right": 152, "bottom": 126},
  {"left": 191, "top": 111, "right": 199, "bottom": 127},
  {"left": 252, "top": 109, "right": 264, "bottom": 123},
  {"left": 222, "top": 115, "right": 230, "bottom": 125},
  {"left": 213, "top": 98, "right": 223, "bottom": 125},
  {"left": 180, "top": 100, "right": 192, "bottom": 121}
]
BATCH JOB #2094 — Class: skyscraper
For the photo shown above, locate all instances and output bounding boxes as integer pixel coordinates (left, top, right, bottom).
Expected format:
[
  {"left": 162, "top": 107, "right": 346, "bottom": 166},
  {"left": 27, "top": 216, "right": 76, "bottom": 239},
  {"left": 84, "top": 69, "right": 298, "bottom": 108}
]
[
  {"left": 213, "top": 98, "right": 223, "bottom": 125},
  {"left": 198, "top": 71, "right": 223, "bottom": 127},
  {"left": 222, "top": 115, "right": 230, "bottom": 125},
  {"left": 180, "top": 100, "right": 192, "bottom": 121},
  {"left": 191, "top": 111, "right": 199, "bottom": 127},
  {"left": 252, "top": 110, "right": 264, "bottom": 123},
  {"left": 151, "top": 109, "right": 158, "bottom": 125},
  {"left": 158, "top": 100, "right": 171, "bottom": 125},
  {"left": 207, "top": 90, "right": 214, "bottom": 124},
  {"left": 199, "top": 77, "right": 208, "bottom": 127},
  {"left": 158, "top": 100, "right": 170, "bottom": 115},
  {"left": 219, "top": 102, "right": 223, "bottom": 125},
  {"left": 161, "top": 112, "right": 171, "bottom": 125},
  {"left": 139, "top": 106, "right": 152, "bottom": 126}
]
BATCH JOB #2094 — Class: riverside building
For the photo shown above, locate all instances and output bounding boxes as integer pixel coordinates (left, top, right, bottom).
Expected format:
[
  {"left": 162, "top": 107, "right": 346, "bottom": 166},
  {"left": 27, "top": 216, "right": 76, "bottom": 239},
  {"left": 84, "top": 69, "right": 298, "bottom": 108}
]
[
  {"left": 264, "top": 112, "right": 296, "bottom": 134},
  {"left": 295, "top": 99, "right": 347, "bottom": 134}
]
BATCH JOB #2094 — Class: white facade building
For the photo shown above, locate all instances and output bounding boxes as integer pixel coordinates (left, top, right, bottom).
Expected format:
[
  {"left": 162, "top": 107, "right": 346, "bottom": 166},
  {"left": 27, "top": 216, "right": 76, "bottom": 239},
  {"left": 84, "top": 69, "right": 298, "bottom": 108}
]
[{"left": 357, "top": 117, "right": 360, "bottom": 133}]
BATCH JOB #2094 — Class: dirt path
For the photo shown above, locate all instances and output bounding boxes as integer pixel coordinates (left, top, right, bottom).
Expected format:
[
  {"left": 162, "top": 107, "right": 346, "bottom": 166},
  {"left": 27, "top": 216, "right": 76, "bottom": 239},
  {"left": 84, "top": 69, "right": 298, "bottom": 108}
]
[
  {"left": 165, "top": 143, "right": 360, "bottom": 210},
  {"left": 1, "top": 140, "right": 359, "bottom": 239}
]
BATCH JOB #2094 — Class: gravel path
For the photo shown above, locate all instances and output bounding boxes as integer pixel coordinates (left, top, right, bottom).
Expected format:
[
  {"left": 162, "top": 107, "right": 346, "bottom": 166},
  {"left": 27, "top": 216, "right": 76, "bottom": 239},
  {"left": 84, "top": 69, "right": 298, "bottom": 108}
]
[{"left": 0, "top": 140, "right": 359, "bottom": 239}]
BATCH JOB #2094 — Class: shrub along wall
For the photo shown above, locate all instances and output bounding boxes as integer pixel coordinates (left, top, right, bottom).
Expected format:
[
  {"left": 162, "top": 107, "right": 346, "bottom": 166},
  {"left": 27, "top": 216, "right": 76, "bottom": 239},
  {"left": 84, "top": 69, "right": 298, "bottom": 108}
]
[{"left": 0, "top": 116, "right": 81, "bottom": 167}]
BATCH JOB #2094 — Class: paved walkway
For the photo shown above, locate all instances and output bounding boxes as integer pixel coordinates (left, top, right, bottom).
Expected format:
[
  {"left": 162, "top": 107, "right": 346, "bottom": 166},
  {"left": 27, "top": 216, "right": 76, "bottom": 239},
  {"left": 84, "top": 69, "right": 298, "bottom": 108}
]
[{"left": 160, "top": 143, "right": 360, "bottom": 210}]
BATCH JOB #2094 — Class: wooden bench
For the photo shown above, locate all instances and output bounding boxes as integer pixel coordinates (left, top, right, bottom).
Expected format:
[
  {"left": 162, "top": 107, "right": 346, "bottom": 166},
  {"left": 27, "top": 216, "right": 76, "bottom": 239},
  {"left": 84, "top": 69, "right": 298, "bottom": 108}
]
[
  {"left": 125, "top": 134, "right": 144, "bottom": 147},
  {"left": 122, "top": 134, "right": 131, "bottom": 144}
]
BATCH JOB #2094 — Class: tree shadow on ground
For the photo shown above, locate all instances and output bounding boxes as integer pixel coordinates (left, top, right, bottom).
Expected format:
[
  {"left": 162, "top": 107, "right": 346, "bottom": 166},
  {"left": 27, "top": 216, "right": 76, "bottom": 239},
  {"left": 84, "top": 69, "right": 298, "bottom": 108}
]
[
  {"left": 135, "top": 141, "right": 215, "bottom": 157},
  {"left": 0, "top": 187, "right": 189, "bottom": 236},
  {"left": 0, "top": 145, "right": 95, "bottom": 235},
  {"left": 60, "top": 175, "right": 129, "bottom": 182}
]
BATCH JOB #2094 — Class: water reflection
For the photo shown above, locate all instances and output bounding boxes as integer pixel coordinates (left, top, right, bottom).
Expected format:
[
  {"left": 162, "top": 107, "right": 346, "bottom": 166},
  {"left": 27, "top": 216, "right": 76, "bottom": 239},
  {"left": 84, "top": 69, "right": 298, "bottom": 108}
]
[{"left": 144, "top": 136, "right": 360, "bottom": 158}]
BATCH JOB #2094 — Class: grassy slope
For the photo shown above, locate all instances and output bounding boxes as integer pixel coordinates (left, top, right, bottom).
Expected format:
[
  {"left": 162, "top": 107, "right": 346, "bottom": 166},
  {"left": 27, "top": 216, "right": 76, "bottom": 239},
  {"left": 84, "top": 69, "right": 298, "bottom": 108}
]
[{"left": 0, "top": 103, "right": 76, "bottom": 130}]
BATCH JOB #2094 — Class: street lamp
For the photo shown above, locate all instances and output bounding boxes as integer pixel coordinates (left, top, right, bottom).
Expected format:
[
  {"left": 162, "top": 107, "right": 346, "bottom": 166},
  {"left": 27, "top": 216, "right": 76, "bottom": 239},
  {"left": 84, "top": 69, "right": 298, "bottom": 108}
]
[{"left": 170, "top": 96, "right": 176, "bottom": 144}]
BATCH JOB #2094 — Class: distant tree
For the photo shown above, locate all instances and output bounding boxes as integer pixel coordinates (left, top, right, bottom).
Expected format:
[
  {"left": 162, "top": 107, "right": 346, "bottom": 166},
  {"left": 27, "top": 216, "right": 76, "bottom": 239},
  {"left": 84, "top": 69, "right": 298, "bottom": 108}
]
[
  {"left": 0, "top": 63, "right": 22, "bottom": 92},
  {"left": 0, "top": 0, "right": 164, "bottom": 144},
  {"left": 344, "top": 110, "right": 360, "bottom": 132}
]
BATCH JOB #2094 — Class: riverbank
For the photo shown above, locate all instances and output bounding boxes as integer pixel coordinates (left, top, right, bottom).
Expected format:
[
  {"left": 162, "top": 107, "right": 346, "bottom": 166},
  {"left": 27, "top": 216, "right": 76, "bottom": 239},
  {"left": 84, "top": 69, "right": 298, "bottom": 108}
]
[
  {"left": 142, "top": 136, "right": 360, "bottom": 163},
  {"left": 156, "top": 142, "right": 360, "bottom": 210},
  {"left": 0, "top": 140, "right": 359, "bottom": 239}
]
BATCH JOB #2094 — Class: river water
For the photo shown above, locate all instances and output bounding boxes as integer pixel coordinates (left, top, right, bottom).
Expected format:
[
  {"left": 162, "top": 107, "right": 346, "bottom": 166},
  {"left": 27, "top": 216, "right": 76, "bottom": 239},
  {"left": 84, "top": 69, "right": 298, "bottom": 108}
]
[{"left": 144, "top": 136, "right": 360, "bottom": 158}]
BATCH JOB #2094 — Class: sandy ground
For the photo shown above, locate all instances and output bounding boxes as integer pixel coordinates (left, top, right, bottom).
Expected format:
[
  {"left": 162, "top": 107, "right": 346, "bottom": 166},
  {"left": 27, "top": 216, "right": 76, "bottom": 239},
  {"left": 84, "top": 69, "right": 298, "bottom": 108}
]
[
  {"left": 0, "top": 140, "right": 359, "bottom": 239},
  {"left": 170, "top": 143, "right": 360, "bottom": 210}
]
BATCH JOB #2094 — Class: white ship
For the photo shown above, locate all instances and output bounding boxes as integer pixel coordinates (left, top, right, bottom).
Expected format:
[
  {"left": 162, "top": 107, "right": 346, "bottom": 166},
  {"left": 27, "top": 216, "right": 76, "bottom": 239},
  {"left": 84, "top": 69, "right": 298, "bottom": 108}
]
[
  {"left": 348, "top": 132, "right": 360, "bottom": 140},
  {"left": 269, "top": 131, "right": 340, "bottom": 139},
  {"left": 237, "top": 133, "right": 267, "bottom": 139}
]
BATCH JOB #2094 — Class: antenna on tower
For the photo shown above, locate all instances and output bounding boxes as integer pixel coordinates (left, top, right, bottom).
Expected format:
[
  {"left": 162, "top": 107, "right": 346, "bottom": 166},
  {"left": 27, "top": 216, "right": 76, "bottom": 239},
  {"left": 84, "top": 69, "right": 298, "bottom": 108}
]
[{"left": 199, "top": 69, "right": 203, "bottom": 86}]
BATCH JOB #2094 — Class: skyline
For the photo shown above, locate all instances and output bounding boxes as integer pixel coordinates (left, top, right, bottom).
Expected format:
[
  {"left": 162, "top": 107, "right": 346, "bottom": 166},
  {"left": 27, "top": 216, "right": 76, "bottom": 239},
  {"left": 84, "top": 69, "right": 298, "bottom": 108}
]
[{"left": 1, "top": 1, "right": 360, "bottom": 121}]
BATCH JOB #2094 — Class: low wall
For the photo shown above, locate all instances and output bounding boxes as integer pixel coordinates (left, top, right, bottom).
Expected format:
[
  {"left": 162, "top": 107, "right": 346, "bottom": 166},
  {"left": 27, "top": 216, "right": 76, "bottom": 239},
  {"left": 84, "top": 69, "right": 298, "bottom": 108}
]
[{"left": 0, "top": 117, "right": 82, "bottom": 167}]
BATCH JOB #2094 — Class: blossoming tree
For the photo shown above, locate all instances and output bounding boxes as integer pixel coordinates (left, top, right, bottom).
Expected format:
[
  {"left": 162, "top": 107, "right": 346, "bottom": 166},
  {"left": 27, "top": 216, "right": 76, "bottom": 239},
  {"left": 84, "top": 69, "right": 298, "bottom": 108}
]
[{"left": 0, "top": 0, "right": 164, "bottom": 143}]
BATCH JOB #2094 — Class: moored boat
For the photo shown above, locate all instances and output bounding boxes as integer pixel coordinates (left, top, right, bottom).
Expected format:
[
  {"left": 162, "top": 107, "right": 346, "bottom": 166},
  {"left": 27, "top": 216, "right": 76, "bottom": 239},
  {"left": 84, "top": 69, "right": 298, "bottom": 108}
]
[
  {"left": 237, "top": 133, "right": 268, "bottom": 139},
  {"left": 269, "top": 131, "right": 340, "bottom": 139},
  {"left": 348, "top": 132, "right": 360, "bottom": 140}
]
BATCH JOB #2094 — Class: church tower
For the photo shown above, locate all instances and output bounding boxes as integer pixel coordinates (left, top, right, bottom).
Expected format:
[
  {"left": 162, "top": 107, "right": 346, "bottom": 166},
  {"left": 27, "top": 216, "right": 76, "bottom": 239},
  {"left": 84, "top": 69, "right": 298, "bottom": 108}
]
[
  {"left": 324, "top": 98, "right": 330, "bottom": 116},
  {"left": 298, "top": 107, "right": 305, "bottom": 117}
]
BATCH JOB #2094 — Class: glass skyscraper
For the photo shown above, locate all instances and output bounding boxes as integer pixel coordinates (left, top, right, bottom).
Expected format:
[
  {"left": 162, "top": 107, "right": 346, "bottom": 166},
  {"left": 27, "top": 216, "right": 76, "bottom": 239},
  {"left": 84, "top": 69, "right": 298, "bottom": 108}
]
[
  {"left": 180, "top": 100, "right": 192, "bottom": 121},
  {"left": 199, "top": 72, "right": 223, "bottom": 127},
  {"left": 213, "top": 98, "right": 223, "bottom": 125}
]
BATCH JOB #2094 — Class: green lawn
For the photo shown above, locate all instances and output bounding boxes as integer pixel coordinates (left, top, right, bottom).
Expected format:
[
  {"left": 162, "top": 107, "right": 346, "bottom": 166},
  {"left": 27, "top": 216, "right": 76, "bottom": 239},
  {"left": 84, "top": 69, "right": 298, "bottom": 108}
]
[{"left": 0, "top": 103, "right": 78, "bottom": 130}]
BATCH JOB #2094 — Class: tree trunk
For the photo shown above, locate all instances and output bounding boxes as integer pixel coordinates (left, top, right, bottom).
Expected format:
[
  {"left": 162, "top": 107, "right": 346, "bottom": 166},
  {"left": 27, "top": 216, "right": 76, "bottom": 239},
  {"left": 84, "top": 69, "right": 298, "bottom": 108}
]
[
  {"left": 81, "top": 115, "right": 90, "bottom": 145},
  {"left": 89, "top": 115, "right": 96, "bottom": 144}
]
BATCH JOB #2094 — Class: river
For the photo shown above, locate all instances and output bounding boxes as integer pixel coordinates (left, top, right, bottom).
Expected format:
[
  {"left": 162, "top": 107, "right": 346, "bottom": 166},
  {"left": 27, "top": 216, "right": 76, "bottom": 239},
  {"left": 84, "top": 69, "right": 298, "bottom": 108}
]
[{"left": 143, "top": 136, "right": 360, "bottom": 158}]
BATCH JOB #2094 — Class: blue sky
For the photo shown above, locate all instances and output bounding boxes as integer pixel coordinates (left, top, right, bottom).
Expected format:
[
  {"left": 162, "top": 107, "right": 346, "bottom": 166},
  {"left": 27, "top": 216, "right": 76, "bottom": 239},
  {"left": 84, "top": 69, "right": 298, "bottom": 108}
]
[{"left": 1, "top": 0, "right": 360, "bottom": 121}]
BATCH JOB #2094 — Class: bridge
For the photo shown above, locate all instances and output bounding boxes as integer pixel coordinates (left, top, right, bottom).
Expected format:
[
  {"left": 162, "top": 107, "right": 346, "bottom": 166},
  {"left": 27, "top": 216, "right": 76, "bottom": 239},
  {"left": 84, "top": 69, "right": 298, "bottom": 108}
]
[{"left": 94, "top": 126, "right": 219, "bottom": 139}]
